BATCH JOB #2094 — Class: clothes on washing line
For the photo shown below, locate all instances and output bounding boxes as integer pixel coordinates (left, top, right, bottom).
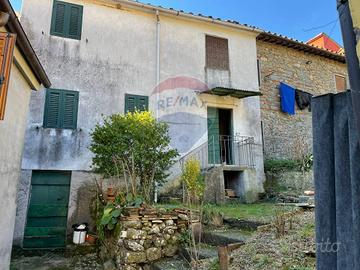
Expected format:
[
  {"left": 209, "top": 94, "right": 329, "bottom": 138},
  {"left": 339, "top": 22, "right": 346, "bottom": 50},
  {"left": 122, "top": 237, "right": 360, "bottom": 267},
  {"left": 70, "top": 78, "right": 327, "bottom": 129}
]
[
  {"left": 279, "top": 82, "right": 295, "bottom": 115},
  {"left": 295, "top": 89, "right": 313, "bottom": 112}
]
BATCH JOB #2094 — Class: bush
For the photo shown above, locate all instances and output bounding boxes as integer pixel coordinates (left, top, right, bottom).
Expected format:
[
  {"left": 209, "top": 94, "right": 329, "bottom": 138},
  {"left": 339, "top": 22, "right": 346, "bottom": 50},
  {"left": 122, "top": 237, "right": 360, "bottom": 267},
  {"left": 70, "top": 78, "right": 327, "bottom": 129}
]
[
  {"left": 90, "top": 111, "right": 178, "bottom": 203},
  {"left": 264, "top": 155, "right": 313, "bottom": 174},
  {"left": 264, "top": 159, "right": 300, "bottom": 173}
]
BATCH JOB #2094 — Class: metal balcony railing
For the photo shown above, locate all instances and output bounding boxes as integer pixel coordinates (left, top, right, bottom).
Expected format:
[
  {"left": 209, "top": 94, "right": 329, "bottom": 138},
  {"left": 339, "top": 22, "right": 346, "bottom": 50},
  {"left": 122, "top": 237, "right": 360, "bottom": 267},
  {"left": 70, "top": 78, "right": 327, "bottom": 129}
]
[{"left": 179, "top": 135, "right": 256, "bottom": 169}]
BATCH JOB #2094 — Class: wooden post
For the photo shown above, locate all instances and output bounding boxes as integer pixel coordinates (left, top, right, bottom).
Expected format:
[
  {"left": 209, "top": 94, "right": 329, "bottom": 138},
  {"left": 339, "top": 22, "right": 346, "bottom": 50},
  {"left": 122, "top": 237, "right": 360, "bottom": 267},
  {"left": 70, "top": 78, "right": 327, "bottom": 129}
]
[{"left": 218, "top": 246, "right": 229, "bottom": 270}]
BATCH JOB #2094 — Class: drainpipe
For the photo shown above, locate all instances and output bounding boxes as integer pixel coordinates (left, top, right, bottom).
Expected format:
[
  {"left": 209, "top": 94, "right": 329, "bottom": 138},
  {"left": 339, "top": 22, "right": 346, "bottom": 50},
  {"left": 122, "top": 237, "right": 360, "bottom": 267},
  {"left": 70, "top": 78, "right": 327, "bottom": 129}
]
[{"left": 154, "top": 9, "right": 160, "bottom": 203}]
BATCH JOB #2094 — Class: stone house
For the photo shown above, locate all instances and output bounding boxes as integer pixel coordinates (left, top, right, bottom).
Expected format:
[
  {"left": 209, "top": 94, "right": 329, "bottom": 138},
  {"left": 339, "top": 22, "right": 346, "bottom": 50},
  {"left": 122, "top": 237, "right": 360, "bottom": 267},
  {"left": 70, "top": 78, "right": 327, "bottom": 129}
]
[
  {"left": 256, "top": 32, "right": 347, "bottom": 160},
  {"left": 0, "top": 0, "right": 50, "bottom": 267},
  {"left": 14, "top": 0, "right": 265, "bottom": 249}
]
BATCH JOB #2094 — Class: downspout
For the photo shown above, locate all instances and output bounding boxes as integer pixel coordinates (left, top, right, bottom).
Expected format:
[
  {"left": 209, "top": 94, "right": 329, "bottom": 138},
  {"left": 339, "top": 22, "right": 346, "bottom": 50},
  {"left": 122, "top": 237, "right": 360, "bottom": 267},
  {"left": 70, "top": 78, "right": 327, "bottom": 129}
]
[{"left": 154, "top": 9, "right": 160, "bottom": 203}]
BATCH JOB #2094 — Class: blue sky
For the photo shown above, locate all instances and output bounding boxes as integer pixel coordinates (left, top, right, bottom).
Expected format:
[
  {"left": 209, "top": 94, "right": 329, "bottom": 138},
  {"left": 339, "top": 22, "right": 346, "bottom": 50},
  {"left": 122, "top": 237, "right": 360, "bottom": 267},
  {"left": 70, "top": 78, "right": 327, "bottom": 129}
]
[{"left": 10, "top": 0, "right": 343, "bottom": 45}]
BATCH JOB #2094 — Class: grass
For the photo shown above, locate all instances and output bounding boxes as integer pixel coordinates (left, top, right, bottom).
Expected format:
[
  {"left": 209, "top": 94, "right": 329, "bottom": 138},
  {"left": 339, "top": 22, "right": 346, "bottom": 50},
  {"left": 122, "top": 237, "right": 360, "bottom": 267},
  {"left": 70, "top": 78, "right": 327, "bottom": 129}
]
[{"left": 157, "top": 202, "right": 284, "bottom": 223}]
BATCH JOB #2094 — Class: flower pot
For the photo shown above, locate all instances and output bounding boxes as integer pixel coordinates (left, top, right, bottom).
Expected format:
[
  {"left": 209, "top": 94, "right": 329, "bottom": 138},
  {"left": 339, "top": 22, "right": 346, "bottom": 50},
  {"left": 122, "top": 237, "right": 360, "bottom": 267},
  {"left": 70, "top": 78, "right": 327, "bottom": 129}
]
[{"left": 86, "top": 234, "right": 98, "bottom": 245}]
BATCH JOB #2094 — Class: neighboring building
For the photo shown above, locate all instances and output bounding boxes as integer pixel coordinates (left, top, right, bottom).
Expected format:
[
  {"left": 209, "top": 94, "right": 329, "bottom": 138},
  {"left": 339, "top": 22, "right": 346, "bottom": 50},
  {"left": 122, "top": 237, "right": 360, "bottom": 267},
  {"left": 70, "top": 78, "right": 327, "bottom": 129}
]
[
  {"left": 306, "top": 32, "right": 343, "bottom": 53},
  {"left": 0, "top": 0, "right": 50, "bottom": 267},
  {"left": 257, "top": 32, "right": 348, "bottom": 160},
  {"left": 14, "top": 0, "right": 265, "bottom": 249}
]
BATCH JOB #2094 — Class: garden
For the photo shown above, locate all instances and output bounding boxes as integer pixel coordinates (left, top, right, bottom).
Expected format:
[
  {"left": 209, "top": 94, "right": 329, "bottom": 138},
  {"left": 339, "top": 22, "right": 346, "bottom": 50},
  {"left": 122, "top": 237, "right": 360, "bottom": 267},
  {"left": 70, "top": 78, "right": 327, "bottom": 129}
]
[{"left": 11, "top": 111, "right": 315, "bottom": 270}]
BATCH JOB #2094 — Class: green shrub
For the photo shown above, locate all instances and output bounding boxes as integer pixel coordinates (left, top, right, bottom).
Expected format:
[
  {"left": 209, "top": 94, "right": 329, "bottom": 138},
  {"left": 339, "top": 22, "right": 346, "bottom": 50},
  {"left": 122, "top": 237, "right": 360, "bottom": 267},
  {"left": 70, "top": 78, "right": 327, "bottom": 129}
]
[
  {"left": 264, "top": 159, "right": 301, "bottom": 173},
  {"left": 90, "top": 111, "right": 179, "bottom": 203}
]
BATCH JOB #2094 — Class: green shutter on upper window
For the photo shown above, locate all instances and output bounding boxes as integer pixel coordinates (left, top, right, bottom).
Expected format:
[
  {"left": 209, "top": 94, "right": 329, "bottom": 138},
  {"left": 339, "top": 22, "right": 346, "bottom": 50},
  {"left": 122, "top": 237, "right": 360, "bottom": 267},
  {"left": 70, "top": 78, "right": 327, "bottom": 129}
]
[
  {"left": 125, "top": 94, "right": 149, "bottom": 113},
  {"left": 51, "top": 1, "right": 83, "bottom": 40},
  {"left": 44, "top": 89, "right": 79, "bottom": 129},
  {"left": 52, "top": 1, "right": 66, "bottom": 36},
  {"left": 67, "top": 4, "right": 83, "bottom": 39}
]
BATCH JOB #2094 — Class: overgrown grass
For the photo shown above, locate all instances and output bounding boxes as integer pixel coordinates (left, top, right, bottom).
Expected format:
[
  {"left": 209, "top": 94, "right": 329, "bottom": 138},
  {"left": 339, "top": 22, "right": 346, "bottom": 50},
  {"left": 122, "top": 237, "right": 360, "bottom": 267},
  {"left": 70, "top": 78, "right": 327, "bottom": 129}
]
[{"left": 157, "top": 202, "right": 283, "bottom": 222}]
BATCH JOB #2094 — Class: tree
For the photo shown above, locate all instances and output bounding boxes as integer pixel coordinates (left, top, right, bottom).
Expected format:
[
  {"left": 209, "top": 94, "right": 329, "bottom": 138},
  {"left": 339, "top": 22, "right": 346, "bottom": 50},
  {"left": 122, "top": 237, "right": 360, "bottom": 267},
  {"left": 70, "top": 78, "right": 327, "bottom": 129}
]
[{"left": 90, "top": 111, "right": 178, "bottom": 203}]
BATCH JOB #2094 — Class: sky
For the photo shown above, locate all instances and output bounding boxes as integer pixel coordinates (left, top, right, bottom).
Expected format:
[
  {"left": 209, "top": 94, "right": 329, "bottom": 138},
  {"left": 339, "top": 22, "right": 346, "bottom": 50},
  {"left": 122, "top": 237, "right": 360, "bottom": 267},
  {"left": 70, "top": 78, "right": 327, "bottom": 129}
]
[{"left": 9, "top": 0, "right": 343, "bottom": 45}]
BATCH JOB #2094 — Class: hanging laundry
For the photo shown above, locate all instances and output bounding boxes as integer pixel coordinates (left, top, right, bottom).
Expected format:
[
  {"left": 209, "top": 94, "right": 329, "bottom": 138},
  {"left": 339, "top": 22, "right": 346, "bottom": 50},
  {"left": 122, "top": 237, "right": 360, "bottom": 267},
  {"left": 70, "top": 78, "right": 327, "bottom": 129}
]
[
  {"left": 295, "top": 89, "right": 313, "bottom": 112},
  {"left": 279, "top": 82, "right": 295, "bottom": 115}
]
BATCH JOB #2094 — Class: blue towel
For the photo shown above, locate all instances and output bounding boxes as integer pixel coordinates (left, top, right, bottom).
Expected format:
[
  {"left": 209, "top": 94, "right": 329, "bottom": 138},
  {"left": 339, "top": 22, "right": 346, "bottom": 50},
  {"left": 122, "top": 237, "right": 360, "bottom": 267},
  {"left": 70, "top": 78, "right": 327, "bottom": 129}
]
[{"left": 279, "top": 82, "right": 295, "bottom": 115}]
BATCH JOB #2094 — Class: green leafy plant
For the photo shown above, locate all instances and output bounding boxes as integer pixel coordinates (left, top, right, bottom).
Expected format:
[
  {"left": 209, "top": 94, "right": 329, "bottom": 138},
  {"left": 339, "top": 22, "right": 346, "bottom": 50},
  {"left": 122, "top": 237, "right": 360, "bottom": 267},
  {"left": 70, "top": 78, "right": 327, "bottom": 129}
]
[
  {"left": 181, "top": 159, "right": 205, "bottom": 269},
  {"left": 264, "top": 159, "right": 301, "bottom": 173},
  {"left": 90, "top": 111, "right": 179, "bottom": 203}
]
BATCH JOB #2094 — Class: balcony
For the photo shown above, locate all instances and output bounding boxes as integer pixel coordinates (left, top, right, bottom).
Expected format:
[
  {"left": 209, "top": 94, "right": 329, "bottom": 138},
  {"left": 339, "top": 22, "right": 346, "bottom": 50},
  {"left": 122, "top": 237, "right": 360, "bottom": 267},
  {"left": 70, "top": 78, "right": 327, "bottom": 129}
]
[{"left": 179, "top": 135, "right": 256, "bottom": 169}]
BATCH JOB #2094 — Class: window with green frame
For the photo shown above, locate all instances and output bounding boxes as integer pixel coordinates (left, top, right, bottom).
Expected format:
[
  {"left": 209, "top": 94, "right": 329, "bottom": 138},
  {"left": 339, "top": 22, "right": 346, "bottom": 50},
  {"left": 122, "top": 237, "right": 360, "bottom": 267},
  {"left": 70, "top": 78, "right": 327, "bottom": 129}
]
[
  {"left": 43, "top": 89, "right": 79, "bottom": 129},
  {"left": 125, "top": 94, "right": 149, "bottom": 113},
  {"left": 50, "top": 0, "right": 83, "bottom": 40}
]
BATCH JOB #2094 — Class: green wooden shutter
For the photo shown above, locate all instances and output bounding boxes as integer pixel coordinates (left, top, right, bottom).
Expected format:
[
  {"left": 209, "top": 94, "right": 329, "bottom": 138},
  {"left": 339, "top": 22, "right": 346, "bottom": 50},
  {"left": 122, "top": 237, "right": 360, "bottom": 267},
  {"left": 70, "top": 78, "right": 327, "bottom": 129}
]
[
  {"left": 125, "top": 94, "right": 149, "bottom": 113},
  {"left": 61, "top": 91, "right": 79, "bottom": 129},
  {"left": 138, "top": 96, "right": 149, "bottom": 111},
  {"left": 44, "top": 89, "right": 79, "bottom": 129},
  {"left": 44, "top": 89, "right": 62, "bottom": 128},
  {"left": 207, "top": 107, "right": 220, "bottom": 164},
  {"left": 51, "top": 1, "right": 83, "bottom": 40},
  {"left": 51, "top": 1, "right": 67, "bottom": 37},
  {"left": 67, "top": 4, "right": 83, "bottom": 39}
]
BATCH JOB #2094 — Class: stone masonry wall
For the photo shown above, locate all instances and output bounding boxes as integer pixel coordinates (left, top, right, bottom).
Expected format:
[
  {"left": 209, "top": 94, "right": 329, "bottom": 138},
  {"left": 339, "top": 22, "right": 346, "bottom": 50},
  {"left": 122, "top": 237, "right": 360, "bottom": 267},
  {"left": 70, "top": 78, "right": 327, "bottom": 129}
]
[
  {"left": 257, "top": 41, "right": 348, "bottom": 160},
  {"left": 116, "top": 208, "right": 190, "bottom": 270}
]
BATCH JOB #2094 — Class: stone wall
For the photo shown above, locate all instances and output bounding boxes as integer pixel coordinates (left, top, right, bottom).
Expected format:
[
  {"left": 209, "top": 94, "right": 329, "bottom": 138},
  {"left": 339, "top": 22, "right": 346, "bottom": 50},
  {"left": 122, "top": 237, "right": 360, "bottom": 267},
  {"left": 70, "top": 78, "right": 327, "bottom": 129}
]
[
  {"left": 116, "top": 208, "right": 190, "bottom": 269},
  {"left": 266, "top": 170, "right": 314, "bottom": 195},
  {"left": 257, "top": 41, "right": 348, "bottom": 160}
]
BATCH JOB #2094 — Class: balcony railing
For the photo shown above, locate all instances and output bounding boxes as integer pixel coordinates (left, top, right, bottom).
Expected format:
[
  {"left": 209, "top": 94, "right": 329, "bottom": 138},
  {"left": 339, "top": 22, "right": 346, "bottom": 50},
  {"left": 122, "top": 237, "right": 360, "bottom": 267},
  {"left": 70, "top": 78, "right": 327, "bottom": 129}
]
[{"left": 179, "top": 135, "right": 256, "bottom": 169}]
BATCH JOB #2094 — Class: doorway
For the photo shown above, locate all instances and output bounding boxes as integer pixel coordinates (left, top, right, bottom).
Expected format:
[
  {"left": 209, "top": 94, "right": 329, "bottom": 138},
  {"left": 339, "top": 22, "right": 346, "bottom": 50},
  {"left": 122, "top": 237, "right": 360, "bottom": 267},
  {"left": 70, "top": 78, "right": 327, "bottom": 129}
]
[
  {"left": 207, "top": 107, "right": 233, "bottom": 164},
  {"left": 23, "top": 171, "right": 71, "bottom": 249}
]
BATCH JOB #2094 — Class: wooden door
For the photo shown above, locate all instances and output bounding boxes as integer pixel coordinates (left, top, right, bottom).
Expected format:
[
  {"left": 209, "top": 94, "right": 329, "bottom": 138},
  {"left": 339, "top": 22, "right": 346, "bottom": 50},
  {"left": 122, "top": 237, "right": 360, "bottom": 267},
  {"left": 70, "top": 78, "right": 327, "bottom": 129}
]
[
  {"left": 23, "top": 171, "right": 71, "bottom": 249},
  {"left": 207, "top": 107, "right": 220, "bottom": 164}
]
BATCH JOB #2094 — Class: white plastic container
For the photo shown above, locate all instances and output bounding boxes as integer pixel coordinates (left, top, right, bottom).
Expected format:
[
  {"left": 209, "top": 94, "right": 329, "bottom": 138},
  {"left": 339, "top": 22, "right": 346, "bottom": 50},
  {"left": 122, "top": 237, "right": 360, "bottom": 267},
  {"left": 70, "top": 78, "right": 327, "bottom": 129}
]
[
  {"left": 72, "top": 224, "right": 87, "bottom": 244},
  {"left": 73, "top": 230, "right": 86, "bottom": 244}
]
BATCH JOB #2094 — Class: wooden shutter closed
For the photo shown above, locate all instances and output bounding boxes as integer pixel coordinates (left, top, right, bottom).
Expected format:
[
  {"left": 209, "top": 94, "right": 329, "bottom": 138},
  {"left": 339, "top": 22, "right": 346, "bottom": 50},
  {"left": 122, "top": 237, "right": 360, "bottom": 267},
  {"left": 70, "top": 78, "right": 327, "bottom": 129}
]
[
  {"left": 44, "top": 89, "right": 79, "bottom": 129},
  {"left": 68, "top": 5, "right": 83, "bottom": 39},
  {"left": 0, "top": 33, "right": 16, "bottom": 120},
  {"left": 52, "top": 1, "right": 66, "bottom": 36},
  {"left": 44, "top": 89, "right": 62, "bottom": 128},
  {"left": 125, "top": 94, "right": 149, "bottom": 113},
  {"left": 138, "top": 96, "right": 149, "bottom": 111},
  {"left": 206, "top": 35, "right": 229, "bottom": 70},
  {"left": 61, "top": 90, "right": 79, "bottom": 129},
  {"left": 335, "top": 75, "right": 347, "bottom": 92},
  {"left": 51, "top": 1, "right": 83, "bottom": 40}
]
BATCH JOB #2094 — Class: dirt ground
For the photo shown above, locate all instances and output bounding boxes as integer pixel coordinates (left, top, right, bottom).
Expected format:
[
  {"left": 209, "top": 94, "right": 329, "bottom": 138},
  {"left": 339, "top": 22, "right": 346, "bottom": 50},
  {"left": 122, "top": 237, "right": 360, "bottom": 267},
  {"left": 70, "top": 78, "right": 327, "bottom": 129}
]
[
  {"left": 229, "top": 210, "right": 316, "bottom": 270},
  {"left": 10, "top": 247, "right": 102, "bottom": 270}
]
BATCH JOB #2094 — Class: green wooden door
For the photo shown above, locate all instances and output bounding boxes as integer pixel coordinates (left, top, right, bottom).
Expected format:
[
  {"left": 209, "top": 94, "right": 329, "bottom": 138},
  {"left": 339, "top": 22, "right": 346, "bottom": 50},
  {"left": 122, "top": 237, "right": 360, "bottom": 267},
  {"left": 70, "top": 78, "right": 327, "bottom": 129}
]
[
  {"left": 207, "top": 107, "right": 220, "bottom": 164},
  {"left": 23, "top": 171, "right": 71, "bottom": 249}
]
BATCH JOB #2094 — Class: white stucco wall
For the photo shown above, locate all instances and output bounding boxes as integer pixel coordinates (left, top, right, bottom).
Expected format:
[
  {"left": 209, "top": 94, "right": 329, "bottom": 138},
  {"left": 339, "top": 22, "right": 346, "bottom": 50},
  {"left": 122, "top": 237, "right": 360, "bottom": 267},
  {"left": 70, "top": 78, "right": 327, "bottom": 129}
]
[
  {"left": 16, "top": 0, "right": 265, "bottom": 240},
  {"left": 20, "top": 0, "right": 263, "bottom": 171},
  {"left": 0, "top": 64, "right": 32, "bottom": 269}
]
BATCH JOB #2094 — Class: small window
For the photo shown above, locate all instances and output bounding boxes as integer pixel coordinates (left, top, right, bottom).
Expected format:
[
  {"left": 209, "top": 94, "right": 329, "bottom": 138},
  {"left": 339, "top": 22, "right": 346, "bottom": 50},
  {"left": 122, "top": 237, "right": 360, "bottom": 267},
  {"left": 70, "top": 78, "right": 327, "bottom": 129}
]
[
  {"left": 50, "top": 0, "right": 83, "bottom": 40},
  {"left": 205, "top": 35, "right": 229, "bottom": 70},
  {"left": 125, "top": 94, "right": 149, "bottom": 113},
  {"left": 0, "top": 33, "right": 15, "bottom": 120},
  {"left": 335, "top": 74, "right": 347, "bottom": 92},
  {"left": 43, "top": 89, "right": 79, "bottom": 129}
]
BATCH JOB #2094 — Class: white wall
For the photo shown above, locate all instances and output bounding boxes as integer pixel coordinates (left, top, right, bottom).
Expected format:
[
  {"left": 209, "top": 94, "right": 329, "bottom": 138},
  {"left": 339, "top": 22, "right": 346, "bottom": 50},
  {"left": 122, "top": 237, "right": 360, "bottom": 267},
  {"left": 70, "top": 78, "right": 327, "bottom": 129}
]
[{"left": 0, "top": 64, "right": 32, "bottom": 269}]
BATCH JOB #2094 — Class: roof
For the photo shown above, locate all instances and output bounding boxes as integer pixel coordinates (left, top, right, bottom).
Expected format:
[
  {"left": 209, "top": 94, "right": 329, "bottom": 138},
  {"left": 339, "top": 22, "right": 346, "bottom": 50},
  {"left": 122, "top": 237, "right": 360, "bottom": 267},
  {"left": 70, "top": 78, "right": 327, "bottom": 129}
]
[
  {"left": 257, "top": 32, "right": 346, "bottom": 63},
  {"left": 306, "top": 32, "right": 343, "bottom": 53},
  {"left": 0, "top": 0, "right": 50, "bottom": 88},
  {"left": 116, "top": 0, "right": 262, "bottom": 34},
  {"left": 121, "top": 1, "right": 346, "bottom": 63}
]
